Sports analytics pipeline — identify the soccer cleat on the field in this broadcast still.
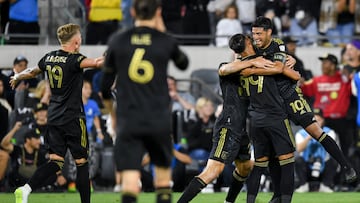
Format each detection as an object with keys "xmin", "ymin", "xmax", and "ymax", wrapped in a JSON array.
[
  {"xmin": 14, "ymin": 187, "xmax": 29, "ymax": 203},
  {"xmin": 318, "ymin": 183, "xmax": 333, "ymax": 193},
  {"xmin": 113, "ymin": 184, "xmax": 122, "ymax": 192},
  {"xmin": 344, "ymin": 167, "xmax": 357, "ymax": 183},
  {"xmin": 294, "ymin": 183, "xmax": 309, "ymax": 193},
  {"xmin": 68, "ymin": 182, "xmax": 76, "ymax": 192}
]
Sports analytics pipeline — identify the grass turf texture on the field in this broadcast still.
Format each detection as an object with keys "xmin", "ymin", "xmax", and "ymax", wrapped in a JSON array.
[{"xmin": 1, "ymin": 192, "xmax": 360, "ymax": 203}]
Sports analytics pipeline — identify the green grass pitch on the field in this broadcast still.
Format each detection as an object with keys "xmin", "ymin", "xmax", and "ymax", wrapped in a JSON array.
[{"xmin": 1, "ymin": 192, "xmax": 360, "ymax": 203}]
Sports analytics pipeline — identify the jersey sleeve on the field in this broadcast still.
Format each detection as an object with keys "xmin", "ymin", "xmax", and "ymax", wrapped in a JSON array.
[
  {"xmin": 74, "ymin": 53, "xmax": 87, "ymax": 71},
  {"xmin": 170, "ymin": 38, "xmax": 189, "ymax": 70}
]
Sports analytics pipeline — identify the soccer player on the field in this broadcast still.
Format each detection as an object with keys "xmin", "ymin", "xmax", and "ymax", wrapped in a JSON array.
[
  {"xmin": 9, "ymin": 23, "xmax": 104, "ymax": 203},
  {"xmin": 221, "ymin": 16, "xmax": 357, "ymax": 203},
  {"xmin": 176, "ymin": 37, "xmax": 254, "ymax": 203},
  {"xmin": 100, "ymin": 0, "xmax": 189, "ymax": 203},
  {"xmin": 227, "ymin": 33, "xmax": 296, "ymax": 203}
]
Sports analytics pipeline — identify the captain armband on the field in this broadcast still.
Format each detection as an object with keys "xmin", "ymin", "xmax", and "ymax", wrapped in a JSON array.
[{"xmin": 273, "ymin": 52, "xmax": 287, "ymax": 63}]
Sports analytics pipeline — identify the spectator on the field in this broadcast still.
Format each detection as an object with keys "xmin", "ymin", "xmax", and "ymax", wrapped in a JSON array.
[
  {"xmin": 295, "ymin": 108, "xmax": 338, "ymax": 193},
  {"xmin": 120, "ymin": 0, "xmax": 133, "ymax": 29},
  {"xmin": 215, "ymin": 4, "xmax": 243, "ymax": 47},
  {"xmin": 0, "ymin": 78, "xmax": 12, "ymax": 139},
  {"xmin": 182, "ymin": 0, "xmax": 211, "ymax": 45},
  {"xmin": 288, "ymin": 0, "xmax": 322, "ymax": 46},
  {"xmin": 167, "ymin": 75, "xmax": 195, "ymax": 112},
  {"xmin": 320, "ymin": 0, "xmax": 356, "ymax": 47},
  {"xmin": 235, "ymin": 0, "xmax": 256, "ymax": 34},
  {"xmin": 0, "ymin": 0, "xmax": 40, "ymax": 44},
  {"xmin": 161, "ymin": 0, "xmax": 185, "ymax": 35},
  {"xmin": 350, "ymin": 40, "xmax": 360, "ymax": 191},
  {"xmin": 85, "ymin": 0, "xmax": 122, "ymax": 45},
  {"xmin": 207, "ymin": 0, "xmax": 232, "ymax": 45},
  {"xmin": 300, "ymin": 54, "xmax": 353, "ymax": 162},
  {"xmin": 282, "ymin": 36, "xmax": 313, "ymax": 81},
  {"xmin": 23, "ymin": 80, "xmax": 51, "ymax": 109},
  {"xmin": 8, "ymin": 55, "xmax": 39, "ymax": 109},
  {"xmin": 186, "ymin": 97, "xmax": 216, "ymax": 169},
  {"xmin": 1, "ymin": 124, "xmax": 60, "ymax": 189}
]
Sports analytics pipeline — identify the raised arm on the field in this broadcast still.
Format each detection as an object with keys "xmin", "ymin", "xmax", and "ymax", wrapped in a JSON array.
[
  {"xmin": 80, "ymin": 56, "xmax": 104, "ymax": 69},
  {"xmin": 1, "ymin": 122, "xmax": 22, "ymax": 153},
  {"xmin": 10, "ymin": 66, "xmax": 42, "ymax": 89}
]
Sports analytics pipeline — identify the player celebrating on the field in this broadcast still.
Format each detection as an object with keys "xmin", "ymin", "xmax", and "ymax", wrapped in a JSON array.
[
  {"xmin": 177, "ymin": 35, "xmax": 254, "ymax": 203},
  {"xmin": 10, "ymin": 23, "xmax": 104, "ymax": 203}
]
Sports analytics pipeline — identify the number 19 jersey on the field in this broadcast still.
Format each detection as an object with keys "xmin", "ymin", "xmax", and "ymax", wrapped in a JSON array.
[{"xmin": 38, "ymin": 50, "xmax": 86, "ymax": 125}]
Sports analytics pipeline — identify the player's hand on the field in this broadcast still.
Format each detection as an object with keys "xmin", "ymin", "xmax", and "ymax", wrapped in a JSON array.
[
  {"xmin": 251, "ymin": 57, "xmax": 275, "ymax": 69},
  {"xmin": 240, "ymin": 68, "xmax": 253, "ymax": 77},
  {"xmin": 286, "ymin": 55, "xmax": 296, "ymax": 69},
  {"xmin": 9, "ymin": 75, "xmax": 19, "ymax": 90},
  {"xmin": 13, "ymin": 121, "xmax": 22, "ymax": 131},
  {"xmin": 169, "ymin": 90, "xmax": 178, "ymax": 100}
]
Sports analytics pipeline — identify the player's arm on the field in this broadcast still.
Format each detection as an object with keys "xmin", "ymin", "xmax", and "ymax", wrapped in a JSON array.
[
  {"xmin": 0, "ymin": 122, "xmax": 22, "ymax": 153},
  {"xmin": 240, "ymin": 53, "xmax": 286, "ymax": 77},
  {"xmin": 10, "ymin": 66, "xmax": 42, "ymax": 89},
  {"xmin": 80, "ymin": 56, "xmax": 104, "ymax": 69},
  {"xmin": 283, "ymin": 67, "xmax": 301, "ymax": 81},
  {"xmin": 172, "ymin": 48, "xmax": 189, "ymax": 70},
  {"xmin": 219, "ymin": 56, "xmax": 275, "ymax": 76}
]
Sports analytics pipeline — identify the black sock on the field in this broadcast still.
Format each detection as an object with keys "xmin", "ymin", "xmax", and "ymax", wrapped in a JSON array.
[
  {"xmin": 318, "ymin": 133, "xmax": 350, "ymax": 169},
  {"xmin": 225, "ymin": 170, "xmax": 247, "ymax": 203},
  {"xmin": 279, "ymin": 158, "xmax": 295, "ymax": 196},
  {"xmin": 76, "ymin": 162, "xmax": 90, "ymax": 203},
  {"xmin": 177, "ymin": 177, "xmax": 207, "ymax": 203},
  {"xmin": 246, "ymin": 161, "xmax": 268, "ymax": 201},
  {"xmin": 280, "ymin": 195, "xmax": 292, "ymax": 203},
  {"xmin": 28, "ymin": 160, "xmax": 62, "ymax": 190},
  {"xmin": 122, "ymin": 192, "xmax": 137, "ymax": 203},
  {"xmin": 156, "ymin": 186, "xmax": 172, "ymax": 203},
  {"xmin": 268, "ymin": 158, "xmax": 281, "ymax": 199}
]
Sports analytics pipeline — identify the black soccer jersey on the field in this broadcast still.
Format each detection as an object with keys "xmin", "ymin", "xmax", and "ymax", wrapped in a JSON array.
[
  {"xmin": 215, "ymin": 63, "xmax": 249, "ymax": 135},
  {"xmin": 240, "ymin": 55, "xmax": 287, "ymax": 127},
  {"xmin": 255, "ymin": 38, "xmax": 297, "ymax": 99},
  {"xmin": 38, "ymin": 50, "xmax": 86, "ymax": 125},
  {"xmin": 104, "ymin": 26, "xmax": 188, "ymax": 133}
]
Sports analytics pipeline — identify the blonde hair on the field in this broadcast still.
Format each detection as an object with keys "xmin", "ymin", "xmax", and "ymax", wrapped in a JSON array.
[
  {"xmin": 195, "ymin": 97, "xmax": 212, "ymax": 112},
  {"xmin": 33, "ymin": 80, "xmax": 47, "ymax": 99},
  {"xmin": 57, "ymin": 23, "xmax": 80, "ymax": 45}
]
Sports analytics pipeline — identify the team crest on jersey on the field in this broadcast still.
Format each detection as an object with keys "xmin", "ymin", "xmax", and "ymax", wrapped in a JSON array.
[{"xmin": 279, "ymin": 45, "xmax": 286, "ymax": 52}]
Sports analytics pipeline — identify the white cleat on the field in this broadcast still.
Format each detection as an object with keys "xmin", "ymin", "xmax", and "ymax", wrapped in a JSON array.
[{"xmin": 14, "ymin": 186, "xmax": 30, "ymax": 203}]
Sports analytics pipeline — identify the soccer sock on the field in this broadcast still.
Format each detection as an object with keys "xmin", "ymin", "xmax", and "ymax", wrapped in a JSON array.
[
  {"xmin": 28, "ymin": 160, "xmax": 63, "ymax": 190},
  {"xmin": 122, "ymin": 192, "xmax": 137, "ymax": 203},
  {"xmin": 76, "ymin": 162, "xmax": 90, "ymax": 203},
  {"xmin": 225, "ymin": 170, "xmax": 247, "ymax": 203},
  {"xmin": 268, "ymin": 158, "xmax": 281, "ymax": 200},
  {"xmin": 279, "ymin": 157, "xmax": 295, "ymax": 196},
  {"xmin": 280, "ymin": 195, "xmax": 292, "ymax": 203},
  {"xmin": 177, "ymin": 177, "xmax": 207, "ymax": 203},
  {"xmin": 318, "ymin": 132, "xmax": 350, "ymax": 169},
  {"xmin": 246, "ymin": 160, "xmax": 268, "ymax": 203},
  {"xmin": 156, "ymin": 186, "xmax": 172, "ymax": 203}
]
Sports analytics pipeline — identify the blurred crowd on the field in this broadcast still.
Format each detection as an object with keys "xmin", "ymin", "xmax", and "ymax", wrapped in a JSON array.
[
  {"xmin": 0, "ymin": 0, "xmax": 360, "ymax": 196},
  {"xmin": 0, "ymin": 0, "xmax": 359, "ymax": 46}
]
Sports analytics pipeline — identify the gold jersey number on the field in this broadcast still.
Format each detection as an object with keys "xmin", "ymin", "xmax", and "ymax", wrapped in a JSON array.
[
  {"xmin": 128, "ymin": 48, "xmax": 154, "ymax": 84},
  {"xmin": 46, "ymin": 65, "xmax": 63, "ymax": 88}
]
